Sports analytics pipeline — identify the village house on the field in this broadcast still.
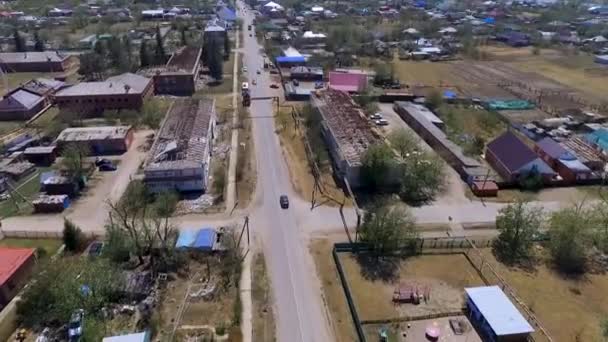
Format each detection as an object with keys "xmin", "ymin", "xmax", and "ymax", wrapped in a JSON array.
[{"xmin": 0, "ymin": 78, "xmax": 64, "ymax": 120}]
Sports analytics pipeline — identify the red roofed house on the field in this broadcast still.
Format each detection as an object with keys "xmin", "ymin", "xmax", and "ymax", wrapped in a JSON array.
[
  {"xmin": 328, "ymin": 71, "xmax": 367, "ymax": 93},
  {"xmin": 0, "ymin": 247, "xmax": 36, "ymax": 309}
]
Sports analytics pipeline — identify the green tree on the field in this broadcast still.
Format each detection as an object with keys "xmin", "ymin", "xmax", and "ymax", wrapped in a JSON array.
[
  {"xmin": 63, "ymin": 218, "xmax": 83, "ymax": 252},
  {"xmin": 549, "ymin": 204, "xmax": 592, "ymax": 274},
  {"xmin": 108, "ymin": 36, "xmax": 129, "ymax": 73},
  {"xmin": 139, "ymin": 40, "xmax": 151, "ymax": 68},
  {"xmin": 17, "ymin": 258, "xmax": 123, "ymax": 328},
  {"xmin": 359, "ymin": 204, "xmax": 418, "ymax": 256},
  {"xmin": 213, "ymin": 165, "xmax": 226, "ymax": 199},
  {"xmin": 360, "ymin": 143, "xmax": 395, "ymax": 191},
  {"xmin": 33, "ymin": 30, "xmax": 44, "ymax": 51},
  {"xmin": 61, "ymin": 143, "xmax": 90, "ymax": 181},
  {"xmin": 180, "ymin": 26, "xmax": 188, "ymax": 46},
  {"xmin": 154, "ymin": 25, "xmax": 166, "ymax": 65},
  {"xmin": 389, "ymin": 129, "xmax": 418, "ymax": 157},
  {"xmin": 78, "ymin": 52, "xmax": 103, "ymax": 79},
  {"xmin": 104, "ymin": 224, "xmax": 131, "ymax": 263},
  {"xmin": 206, "ymin": 35, "xmax": 224, "ymax": 81},
  {"xmin": 13, "ymin": 28, "xmax": 25, "ymax": 52},
  {"xmin": 493, "ymin": 201, "xmax": 543, "ymax": 264},
  {"xmin": 398, "ymin": 153, "xmax": 445, "ymax": 203}
]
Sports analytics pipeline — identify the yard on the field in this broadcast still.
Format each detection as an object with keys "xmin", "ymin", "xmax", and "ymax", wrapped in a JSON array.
[
  {"xmin": 0, "ymin": 168, "xmax": 50, "ymax": 218},
  {"xmin": 311, "ymin": 239, "xmax": 486, "ymax": 341},
  {"xmin": 156, "ymin": 255, "xmax": 242, "ymax": 342},
  {"xmin": 480, "ymin": 248, "xmax": 608, "ymax": 341},
  {"xmin": 435, "ymin": 104, "xmax": 506, "ymax": 157},
  {"xmin": 0, "ymin": 238, "xmax": 61, "ymax": 259}
]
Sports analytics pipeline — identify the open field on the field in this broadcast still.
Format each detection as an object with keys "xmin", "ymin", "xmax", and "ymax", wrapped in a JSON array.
[
  {"xmin": 480, "ymin": 248, "xmax": 608, "ymax": 342},
  {"xmin": 0, "ymin": 167, "xmax": 50, "ymax": 217},
  {"xmin": 275, "ymin": 107, "xmax": 350, "ymax": 207}
]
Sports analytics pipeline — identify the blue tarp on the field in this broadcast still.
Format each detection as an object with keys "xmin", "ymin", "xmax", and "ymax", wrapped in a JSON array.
[
  {"xmin": 443, "ymin": 90, "xmax": 456, "ymax": 99},
  {"xmin": 484, "ymin": 17, "xmax": 496, "ymax": 24},
  {"xmin": 192, "ymin": 228, "xmax": 216, "ymax": 249},
  {"xmin": 175, "ymin": 230, "xmax": 198, "ymax": 248},
  {"xmin": 276, "ymin": 56, "xmax": 306, "ymax": 64}
]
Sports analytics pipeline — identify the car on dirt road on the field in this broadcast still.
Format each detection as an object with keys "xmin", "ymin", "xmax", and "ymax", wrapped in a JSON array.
[{"xmin": 279, "ymin": 195, "xmax": 289, "ymax": 209}]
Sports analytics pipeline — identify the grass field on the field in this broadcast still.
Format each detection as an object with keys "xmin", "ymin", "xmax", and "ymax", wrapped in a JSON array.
[
  {"xmin": 0, "ymin": 168, "xmax": 47, "ymax": 217},
  {"xmin": 481, "ymin": 248, "xmax": 608, "ymax": 341},
  {"xmin": 0, "ymin": 238, "xmax": 61, "ymax": 258}
]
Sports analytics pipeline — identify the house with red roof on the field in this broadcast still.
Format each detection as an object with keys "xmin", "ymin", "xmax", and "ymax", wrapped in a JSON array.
[
  {"xmin": 0, "ymin": 247, "xmax": 36, "ymax": 309},
  {"xmin": 328, "ymin": 71, "xmax": 367, "ymax": 93}
]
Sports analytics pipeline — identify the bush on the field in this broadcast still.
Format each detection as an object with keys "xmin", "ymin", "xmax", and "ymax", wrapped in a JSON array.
[{"xmin": 63, "ymin": 218, "xmax": 83, "ymax": 252}]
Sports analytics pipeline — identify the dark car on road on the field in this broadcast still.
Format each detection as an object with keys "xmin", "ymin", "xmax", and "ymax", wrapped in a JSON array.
[{"xmin": 279, "ymin": 195, "xmax": 289, "ymax": 209}]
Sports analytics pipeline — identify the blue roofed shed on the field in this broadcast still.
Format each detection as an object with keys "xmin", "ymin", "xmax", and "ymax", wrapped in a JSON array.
[
  {"xmin": 217, "ymin": 6, "xmax": 236, "ymax": 21},
  {"xmin": 103, "ymin": 331, "xmax": 151, "ymax": 342},
  {"xmin": 175, "ymin": 230, "xmax": 198, "ymax": 248},
  {"xmin": 465, "ymin": 286, "xmax": 534, "ymax": 342},
  {"xmin": 276, "ymin": 56, "xmax": 306, "ymax": 67},
  {"xmin": 192, "ymin": 228, "xmax": 216, "ymax": 250},
  {"xmin": 535, "ymin": 137, "xmax": 592, "ymax": 183}
]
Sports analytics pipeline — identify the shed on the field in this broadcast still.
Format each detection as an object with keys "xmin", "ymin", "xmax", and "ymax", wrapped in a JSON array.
[
  {"xmin": 103, "ymin": 331, "xmax": 151, "ymax": 342},
  {"xmin": 465, "ymin": 286, "xmax": 534, "ymax": 341},
  {"xmin": 535, "ymin": 137, "xmax": 592, "ymax": 183},
  {"xmin": 175, "ymin": 230, "xmax": 198, "ymax": 248},
  {"xmin": 192, "ymin": 228, "xmax": 216, "ymax": 250}
]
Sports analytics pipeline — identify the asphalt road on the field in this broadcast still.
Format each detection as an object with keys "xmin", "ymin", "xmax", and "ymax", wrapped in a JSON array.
[{"xmin": 237, "ymin": 5, "xmax": 334, "ymax": 342}]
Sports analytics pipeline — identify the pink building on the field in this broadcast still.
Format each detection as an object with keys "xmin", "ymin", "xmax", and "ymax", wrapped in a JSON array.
[{"xmin": 328, "ymin": 71, "xmax": 367, "ymax": 93}]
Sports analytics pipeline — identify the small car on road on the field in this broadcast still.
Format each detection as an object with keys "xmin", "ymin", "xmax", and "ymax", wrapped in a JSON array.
[
  {"xmin": 270, "ymin": 83, "xmax": 279, "ymax": 89},
  {"xmin": 257, "ymin": 69, "xmax": 261, "ymax": 74},
  {"xmin": 252, "ymin": 79, "xmax": 257, "ymax": 85},
  {"xmin": 279, "ymin": 195, "xmax": 289, "ymax": 209}
]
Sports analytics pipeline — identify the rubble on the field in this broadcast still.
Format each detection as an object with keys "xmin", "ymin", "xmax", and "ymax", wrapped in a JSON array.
[{"xmin": 175, "ymin": 194, "xmax": 216, "ymax": 213}]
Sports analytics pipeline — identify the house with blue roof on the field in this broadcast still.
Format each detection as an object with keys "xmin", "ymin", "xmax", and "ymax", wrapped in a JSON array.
[
  {"xmin": 534, "ymin": 137, "xmax": 592, "ymax": 184},
  {"xmin": 465, "ymin": 286, "xmax": 534, "ymax": 342},
  {"xmin": 486, "ymin": 131, "xmax": 556, "ymax": 185}
]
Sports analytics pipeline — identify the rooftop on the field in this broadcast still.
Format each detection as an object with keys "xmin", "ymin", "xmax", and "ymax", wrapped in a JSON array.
[
  {"xmin": 466, "ymin": 286, "xmax": 534, "ymax": 336},
  {"xmin": 311, "ymin": 89, "xmax": 379, "ymax": 166},
  {"xmin": 20, "ymin": 78, "xmax": 65, "ymax": 95},
  {"xmin": 55, "ymin": 126, "xmax": 132, "ymax": 142},
  {"xmin": 103, "ymin": 331, "xmax": 150, "ymax": 342},
  {"xmin": 487, "ymin": 131, "xmax": 549, "ymax": 174},
  {"xmin": 0, "ymin": 247, "xmax": 35, "ymax": 286},
  {"xmin": 145, "ymin": 98, "xmax": 215, "ymax": 171},
  {"xmin": 0, "ymin": 51, "xmax": 71, "ymax": 64},
  {"xmin": 0, "ymin": 89, "xmax": 42, "ymax": 111},
  {"xmin": 55, "ymin": 73, "xmax": 151, "ymax": 97},
  {"xmin": 328, "ymin": 71, "xmax": 367, "ymax": 93},
  {"xmin": 140, "ymin": 47, "xmax": 201, "ymax": 76}
]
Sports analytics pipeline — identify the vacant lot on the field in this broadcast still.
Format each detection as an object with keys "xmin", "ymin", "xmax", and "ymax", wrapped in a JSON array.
[
  {"xmin": 481, "ymin": 248, "xmax": 608, "ymax": 341},
  {"xmin": 340, "ymin": 253, "xmax": 485, "ymax": 321},
  {"xmin": 157, "ymin": 255, "xmax": 242, "ymax": 341},
  {"xmin": 311, "ymin": 239, "xmax": 486, "ymax": 341}
]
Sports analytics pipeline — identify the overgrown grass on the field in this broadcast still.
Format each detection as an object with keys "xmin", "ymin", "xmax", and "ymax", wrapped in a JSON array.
[
  {"xmin": 0, "ymin": 168, "xmax": 51, "ymax": 218},
  {"xmin": 0, "ymin": 238, "xmax": 61, "ymax": 259}
]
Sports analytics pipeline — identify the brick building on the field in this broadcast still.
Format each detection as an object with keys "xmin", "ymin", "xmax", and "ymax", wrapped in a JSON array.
[
  {"xmin": 0, "ymin": 247, "xmax": 36, "ymax": 310},
  {"xmin": 139, "ymin": 46, "xmax": 202, "ymax": 96},
  {"xmin": 144, "ymin": 99, "xmax": 216, "ymax": 193},
  {"xmin": 54, "ymin": 73, "xmax": 153, "ymax": 114},
  {"xmin": 0, "ymin": 51, "xmax": 78, "ymax": 72},
  {"xmin": 55, "ymin": 125, "xmax": 134, "ymax": 155},
  {"xmin": 0, "ymin": 78, "xmax": 64, "ymax": 120}
]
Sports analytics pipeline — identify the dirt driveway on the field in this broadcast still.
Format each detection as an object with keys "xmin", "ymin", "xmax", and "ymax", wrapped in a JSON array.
[{"xmin": 1, "ymin": 130, "xmax": 152, "ymax": 234}]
